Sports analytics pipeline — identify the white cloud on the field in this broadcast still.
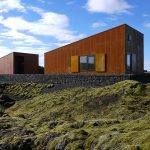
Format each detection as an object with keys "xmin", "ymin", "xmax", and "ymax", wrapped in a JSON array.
[
  {"xmin": 0, "ymin": 17, "xmax": 32, "ymax": 30},
  {"xmin": 0, "ymin": 0, "xmax": 25, "ymax": 13},
  {"xmin": 0, "ymin": 46, "xmax": 12, "ymax": 58},
  {"xmin": 86, "ymin": 0, "xmax": 132, "ymax": 14},
  {"xmin": 0, "ymin": 16, "xmax": 3, "ymax": 21},
  {"xmin": 12, "ymin": 41, "xmax": 25, "ymax": 45},
  {"xmin": 14, "ymin": 46, "xmax": 50, "ymax": 66},
  {"xmin": 0, "ymin": 10, "xmax": 84, "ymax": 42},
  {"xmin": 28, "ymin": 6, "xmax": 44, "ymax": 16},
  {"xmin": 92, "ymin": 21, "xmax": 107, "ymax": 28},
  {"xmin": 1, "ymin": 30, "xmax": 44, "ymax": 45},
  {"xmin": 144, "ymin": 23, "xmax": 150, "ymax": 28},
  {"xmin": 0, "ymin": 5, "xmax": 85, "ymax": 66},
  {"xmin": 52, "ymin": 42, "xmax": 70, "ymax": 47},
  {"xmin": 0, "ymin": 45, "xmax": 50, "ymax": 66}
]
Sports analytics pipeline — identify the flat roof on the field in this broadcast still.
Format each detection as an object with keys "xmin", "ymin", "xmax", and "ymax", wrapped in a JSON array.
[
  {"xmin": 0, "ymin": 52, "xmax": 38, "ymax": 59},
  {"xmin": 13, "ymin": 52, "xmax": 38, "ymax": 56}
]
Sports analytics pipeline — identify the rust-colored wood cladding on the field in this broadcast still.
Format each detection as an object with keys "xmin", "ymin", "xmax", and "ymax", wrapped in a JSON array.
[
  {"xmin": 0, "ymin": 53, "xmax": 14, "ymax": 74},
  {"xmin": 0, "ymin": 52, "xmax": 39, "ymax": 74},
  {"xmin": 71, "ymin": 56, "xmax": 79, "ymax": 73},
  {"xmin": 45, "ymin": 24, "xmax": 143, "ymax": 74},
  {"xmin": 96, "ymin": 54, "xmax": 106, "ymax": 72},
  {"xmin": 13, "ymin": 52, "xmax": 39, "ymax": 74},
  {"xmin": 45, "ymin": 25, "xmax": 126, "ymax": 74}
]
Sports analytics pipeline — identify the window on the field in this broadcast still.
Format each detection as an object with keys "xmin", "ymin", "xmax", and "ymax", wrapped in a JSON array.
[
  {"xmin": 127, "ymin": 53, "xmax": 132, "ymax": 71},
  {"xmin": 80, "ymin": 56, "xmax": 95, "ymax": 72},
  {"xmin": 88, "ymin": 56, "xmax": 95, "ymax": 71},
  {"xmin": 80, "ymin": 56, "xmax": 87, "ymax": 71},
  {"xmin": 128, "ymin": 34, "xmax": 132, "ymax": 42},
  {"xmin": 126, "ymin": 53, "xmax": 136, "ymax": 72}
]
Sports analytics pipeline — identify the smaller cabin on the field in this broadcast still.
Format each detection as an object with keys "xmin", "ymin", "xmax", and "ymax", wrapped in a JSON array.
[{"xmin": 0, "ymin": 52, "xmax": 39, "ymax": 74}]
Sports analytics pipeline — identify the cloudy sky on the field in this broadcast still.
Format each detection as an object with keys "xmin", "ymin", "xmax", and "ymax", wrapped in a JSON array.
[{"xmin": 0, "ymin": 0, "xmax": 150, "ymax": 70}]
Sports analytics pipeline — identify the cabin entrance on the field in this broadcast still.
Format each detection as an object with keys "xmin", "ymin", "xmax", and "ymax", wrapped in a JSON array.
[{"xmin": 14, "ymin": 56, "xmax": 24, "ymax": 74}]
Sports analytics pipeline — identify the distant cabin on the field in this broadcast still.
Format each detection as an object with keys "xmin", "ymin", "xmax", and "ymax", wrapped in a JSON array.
[{"xmin": 0, "ymin": 52, "xmax": 39, "ymax": 74}]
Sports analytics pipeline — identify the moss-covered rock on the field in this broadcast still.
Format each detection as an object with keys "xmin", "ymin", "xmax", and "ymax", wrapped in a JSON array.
[
  {"xmin": 0, "ymin": 80, "xmax": 149, "ymax": 149},
  {"xmin": 0, "ymin": 83, "xmax": 54, "ymax": 100}
]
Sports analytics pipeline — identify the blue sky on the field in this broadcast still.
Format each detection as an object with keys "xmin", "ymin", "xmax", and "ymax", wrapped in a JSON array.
[{"xmin": 0, "ymin": 0, "xmax": 150, "ymax": 70}]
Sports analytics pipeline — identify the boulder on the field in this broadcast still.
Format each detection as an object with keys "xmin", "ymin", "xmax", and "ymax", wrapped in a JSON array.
[{"xmin": 0, "ymin": 95, "xmax": 15, "ymax": 108}]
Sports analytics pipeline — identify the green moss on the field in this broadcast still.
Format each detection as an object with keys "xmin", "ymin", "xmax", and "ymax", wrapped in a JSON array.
[
  {"xmin": 0, "ymin": 83, "xmax": 54, "ymax": 99},
  {"xmin": 0, "ymin": 80, "xmax": 150, "ymax": 149}
]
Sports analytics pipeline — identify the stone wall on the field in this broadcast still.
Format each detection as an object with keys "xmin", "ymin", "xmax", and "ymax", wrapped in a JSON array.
[
  {"xmin": 0, "ymin": 74, "xmax": 134, "ymax": 88},
  {"xmin": 0, "ymin": 74, "xmax": 149, "ymax": 91}
]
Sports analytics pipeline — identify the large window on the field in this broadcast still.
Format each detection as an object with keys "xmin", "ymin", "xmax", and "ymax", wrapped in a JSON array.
[
  {"xmin": 126, "ymin": 53, "xmax": 136, "ymax": 72},
  {"xmin": 127, "ymin": 53, "xmax": 132, "ymax": 71},
  {"xmin": 80, "ymin": 55, "xmax": 95, "ymax": 72},
  {"xmin": 80, "ymin": 56, "xmax": 87, "ymax": 71}
]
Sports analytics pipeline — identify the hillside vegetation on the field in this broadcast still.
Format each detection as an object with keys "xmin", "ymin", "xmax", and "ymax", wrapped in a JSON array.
[{"xmin": 0, "ymin": 80, "xmax": 150, "ymax": 150}]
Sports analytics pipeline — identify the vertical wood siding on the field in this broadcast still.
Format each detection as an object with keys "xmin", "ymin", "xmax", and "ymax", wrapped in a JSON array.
[
  {"xmin": 45, "ymin": 24, "xmax": 143, "ymax": 74},
  {"xmin": 0, "ymin": 52, "xmax": 39, "ymax": 74},
  {"xmin": 125, "ymin": 25, "xmax": 144, "ymax": 74},
  {"xmin": 0, "ymin": 53, "xmax": 14, "ymax": 74}
]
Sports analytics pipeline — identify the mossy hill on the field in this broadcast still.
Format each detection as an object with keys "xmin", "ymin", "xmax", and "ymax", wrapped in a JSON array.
[{"xmin": 0, "ymin": 80, "xmax": 150, "ymax": 150}]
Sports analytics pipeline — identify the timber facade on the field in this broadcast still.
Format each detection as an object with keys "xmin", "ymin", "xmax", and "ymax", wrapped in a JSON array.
[
  {"xmin": 45, "ymin": 24, "xmax": 144, "ymax": 75},
  {"xmin": 0, "ymin": 52, "xmax": 39, "ymax": 74}
]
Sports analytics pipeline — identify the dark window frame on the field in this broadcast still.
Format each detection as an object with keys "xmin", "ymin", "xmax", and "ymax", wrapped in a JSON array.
[
  {"xmin": 126, "ymin": 53, "xmax": 132, "ymax": 71},
  {"xmin": 127, "ymin": 34, "xmax": 132, "ymax": 42},
  {"xmin": 79, "ymin": 55, "xmax": 95, "ymax": 72}
]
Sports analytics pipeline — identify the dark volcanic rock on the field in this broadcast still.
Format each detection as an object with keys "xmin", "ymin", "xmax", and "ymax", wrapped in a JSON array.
[
  {"xmin": 0, "ymin": 144, "xmax": 15, "ymax": 150},
  {"xmin": 70, "ymin": 121, "xmax": 85, "ymax": 129},
  {"xmin": 0, "ymin": 106, "xmax": 5, "ymax": 117},
  {"xmin": 0, "ymin": 138, "xmax": 33, "ymax": 150},
  {"xmin": 15, "ymin": 138, "xmax": 33, "ymax": 150},
  {"xmin": 55, "ymin": 140, "xmax": 68, "ymax": 150},
  {"xmin": 48, "ymin": 121, "xmax": 59, "ymax": 129},
  {"xmin": 0, "ymin": 95, "xmax": 15, "ymax": 108}
]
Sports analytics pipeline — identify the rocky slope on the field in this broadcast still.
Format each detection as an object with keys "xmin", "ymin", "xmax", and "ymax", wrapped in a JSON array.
[{"xmin": 0, "ymin": 80, "xmax": 150, "ymax": 150}]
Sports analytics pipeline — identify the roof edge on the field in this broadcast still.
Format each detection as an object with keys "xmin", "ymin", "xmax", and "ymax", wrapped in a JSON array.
[{"xmin": 45, "ymin": 24, "xmax": 128, "ymax": 54}]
